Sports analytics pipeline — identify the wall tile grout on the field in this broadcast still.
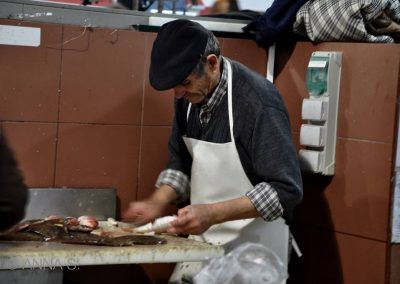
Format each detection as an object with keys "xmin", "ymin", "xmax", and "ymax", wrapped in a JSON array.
[
  {"xmin": 52, "ymin": 24, "xmax": 64, "ymax": 188},
  {"xmin": 136, "ymin": 32, "xmax": 147, "ymax": 201}
]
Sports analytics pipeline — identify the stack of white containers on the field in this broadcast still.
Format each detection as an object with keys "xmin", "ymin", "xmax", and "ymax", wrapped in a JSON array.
[{"xmin": 299, "ymin": 51, "xmax": 342, "ymax": 176}]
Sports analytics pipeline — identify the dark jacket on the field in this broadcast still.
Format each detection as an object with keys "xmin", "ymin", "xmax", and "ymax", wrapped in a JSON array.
[
  {"xmin": 243, "ymin": 0, "xmax": 308, "ymax": 48},
  {"xmin": 0, "ymin": 130, "xmax": 28, "ymax": 231},
  {"xmin": 166, "ymin": 59, "xmax": 303, "ymax": 224}
]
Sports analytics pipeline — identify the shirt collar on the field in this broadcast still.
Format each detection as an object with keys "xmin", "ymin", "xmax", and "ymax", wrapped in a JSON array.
[{"xmin": 198, "ymin": 57, "xmax": 228, "ymax": 126}]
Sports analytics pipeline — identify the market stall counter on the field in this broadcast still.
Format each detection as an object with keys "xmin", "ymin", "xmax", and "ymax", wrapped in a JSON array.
[{"xmin": 0, "ymin": 234, "xmax": 224, "ymax": 270}]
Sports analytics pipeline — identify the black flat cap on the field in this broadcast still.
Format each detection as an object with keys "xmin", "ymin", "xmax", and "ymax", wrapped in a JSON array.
[{"xmin": 149, "ymin": 19, "xmax": 209, "ymax": 90}]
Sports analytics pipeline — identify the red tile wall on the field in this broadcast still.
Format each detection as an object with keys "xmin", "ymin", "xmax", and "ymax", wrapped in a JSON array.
[
  {"xmin": 275, "ymin": 41, "xmax": 400, "ymax": 284},
  {"xmin": 1, "ymin": 18, "xmax": 399, "ymax": 283},
  {"xmin": 59, "ymin": 26, "xmax": 145, "ymax": 125}
]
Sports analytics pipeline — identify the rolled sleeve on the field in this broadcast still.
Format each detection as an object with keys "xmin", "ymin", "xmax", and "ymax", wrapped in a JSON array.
[
  {"xmin": 155, "ymin": 169, "xmax": 190, "ymax": 204},
  {"xmin": 246, "ymin": 182, "xmax": 283, "ymax": 221}
]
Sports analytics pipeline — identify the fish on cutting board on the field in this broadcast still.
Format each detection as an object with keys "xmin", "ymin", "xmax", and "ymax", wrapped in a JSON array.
[
  {"xmin": 0, "ymin": 216, "xmax": 166, "ymax": 246},
  {"xmin": 92, "ymin": 216, "xmax": 177, "ymax": 237},
  {"xmin": 134, "ymin": 215, "xmax": 177, "ymax": 233}
]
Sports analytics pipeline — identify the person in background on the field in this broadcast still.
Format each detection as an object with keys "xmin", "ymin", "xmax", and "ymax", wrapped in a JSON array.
[
  {"xmin": 0, "ymin": 129, "xmax": 28, "ymax": 231},
  {"xmin": 211, "ymin": 0, "xmax": 237, "ymax": 13},
  {"xmin": 123, "ymin": 19, "xmax": 302, "ymax": 281},
  {"xmin": 143, "ymin": 0, "xmax": 192, "ymax": 13},
  {"xmin": 199, "ymin": 0, "xmax": 238, "ymax": 15}
]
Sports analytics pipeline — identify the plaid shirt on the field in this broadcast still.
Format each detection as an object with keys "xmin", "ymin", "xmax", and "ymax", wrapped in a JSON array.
[
  {"xmin": 293, "ymin": 0, "xmax": 400, "ymax": 43},
  {"xmin": 199, "ymin": 59, "xmax": 228, "ymax": 127},
  {"xmin": 156, "ymin": 58, "xmax": 283, "ymax": 222}
]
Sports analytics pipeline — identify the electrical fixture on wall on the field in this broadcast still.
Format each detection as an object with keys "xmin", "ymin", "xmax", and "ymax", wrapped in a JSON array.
[
  {"xmin": 0, "ymin": 25, "xmax": 41, "ymax": 47},
  {"xmin": 299, "ymin": 51, "xmax": 342, "ymax": 175}
]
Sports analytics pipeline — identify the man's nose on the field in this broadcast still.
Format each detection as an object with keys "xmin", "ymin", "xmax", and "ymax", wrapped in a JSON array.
[{"xmin": 173, "ymin": 87, "xmax": 186, "ymax": 99}]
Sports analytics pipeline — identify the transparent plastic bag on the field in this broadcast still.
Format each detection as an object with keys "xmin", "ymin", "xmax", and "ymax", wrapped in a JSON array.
[{"xmin": 193, "ymin": 242, "xmax": 287, "ymax": 284}]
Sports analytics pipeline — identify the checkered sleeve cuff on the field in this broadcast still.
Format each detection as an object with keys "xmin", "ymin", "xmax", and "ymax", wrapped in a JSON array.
[
  {"xmin": 246, "ymin": 182, "xmax": 283, "ymax": 221},
  {"xmin": 155, "ymin": 169, "xmax": 190, "ymax": 204}
]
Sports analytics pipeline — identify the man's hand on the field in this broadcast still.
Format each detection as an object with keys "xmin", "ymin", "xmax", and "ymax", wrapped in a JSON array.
[
  {"xmin": 168, "ymin": 204, "xmax": 214, "ymax": 235},
  {"xmin": 122, "ymin": 200, "xmax": 166, "ymax": 226},
  {"xmin": 168, "ymin": 196, "xmax": 260, "ymax": 235},
  {"xmin": 122, "ymin": 185, "xmax": 178, "ymax": 225}
]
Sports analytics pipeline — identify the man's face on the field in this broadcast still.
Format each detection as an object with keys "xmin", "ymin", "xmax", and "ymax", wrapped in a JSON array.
[{"xmin": 173, "ymin": 55, "xmax": 220, "ymax": 104}]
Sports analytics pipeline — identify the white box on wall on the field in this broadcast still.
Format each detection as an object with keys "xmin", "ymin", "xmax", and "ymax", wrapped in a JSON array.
[
  {"xmin": 300, "ymin": 125, "xmax": 326, "ymax": 147},
  {"xmin": 0, "ymin": 25, "xmax": 40, "ymax": 47},
  {"xmin": 299, "ymin": 51, "xmax": 342, "ymax": 175}
]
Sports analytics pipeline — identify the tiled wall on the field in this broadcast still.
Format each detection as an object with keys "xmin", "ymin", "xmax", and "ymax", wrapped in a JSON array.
[
  {"xmin": 0, "ymin": 19, "xmax": 267, "ymax": 283},
  {"xmin": 275, "ymin": 41, "xmax": 400, "ymax": 284},
  {"xmin": 1, "ymin": 18, "xmax": 399, "ymax": 284},
  {"xmin": 0, "ymin": 19, "xmax": 268, "ymax": 212}
]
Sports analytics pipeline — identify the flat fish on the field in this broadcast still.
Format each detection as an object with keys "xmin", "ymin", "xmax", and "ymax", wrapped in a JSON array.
[
  {"xmin": 0, "ymin": 218, "xmax": 166, "ymax": 246},
  {"xmin": 61, "ymin": 232, "xmax": 166, "ymax": 246},
  {"xmin": 27, "ymin": 219, "xmax": 66, "ymax": 240},
  {"xmin": 0, "ymin": 232, "xmax": 43, "ymax": 242}
]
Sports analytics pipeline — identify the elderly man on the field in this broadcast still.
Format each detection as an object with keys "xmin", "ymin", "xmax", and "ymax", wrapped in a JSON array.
[{"xmin": 123, "ymin": 19, "xmax": 302, "ymax": 282}]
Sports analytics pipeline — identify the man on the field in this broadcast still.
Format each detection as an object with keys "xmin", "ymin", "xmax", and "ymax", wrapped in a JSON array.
[
  {"xmin": 123, "ymin": 19, "xmax": 302, "ymax": 281},
  {"xmin": 0, "ymin": 129, "xmax": 28, "ymax": 231}
]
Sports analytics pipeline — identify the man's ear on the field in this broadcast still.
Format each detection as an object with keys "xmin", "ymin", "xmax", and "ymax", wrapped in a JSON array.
[{"xmin": 206, "ymin": 54, "xmax": 220, "ymax": 73}]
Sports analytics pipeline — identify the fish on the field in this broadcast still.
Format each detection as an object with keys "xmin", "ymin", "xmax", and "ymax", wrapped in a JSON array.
[
  {"xmin": 26, "ymin": 218, "xmax": 67, "ymax": 240},
  {"xmin": 0, "ymin": 217, "xmax": 166, "ymax": 246},
  {"xmin": 61, "ymin": 232, "xmax": 166, "ymax": 246}
]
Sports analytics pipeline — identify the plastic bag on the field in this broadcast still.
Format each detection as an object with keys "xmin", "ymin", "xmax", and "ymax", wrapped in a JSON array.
[{"xmin": 193, "ymin": 242, "xmax": 287, "ymax": 284}]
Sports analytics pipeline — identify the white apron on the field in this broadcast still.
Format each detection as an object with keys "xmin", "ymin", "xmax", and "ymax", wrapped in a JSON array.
[{"xmin": 169, "ymin": 61, "xmax": 289, "ymax": 283}]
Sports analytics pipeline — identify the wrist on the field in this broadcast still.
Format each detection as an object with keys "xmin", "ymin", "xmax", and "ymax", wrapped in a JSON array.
[
  {"xmin": 208, "ymin": 197, "xmax": 259, "ymax": 225},
  {"xmin": 208, "ymin": 202, "xmax": 225, "ymax": 225},
  {"xmin": 150, "ymin": 184, "xmax": 178, "ymax": 204}
]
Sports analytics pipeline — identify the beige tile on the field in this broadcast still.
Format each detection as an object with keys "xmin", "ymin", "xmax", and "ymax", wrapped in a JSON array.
[
  {"xmin": 2, "ymin": 122, "xmax": 57, "ymax": 187},
  {"xmin": 327, "ymin": 42, "xmax": 398, "ymax": 143},
  {"xmin": 275, "ymin": 41, "xmax": 399, "ymax": 143},
  {"xmin": 222, "ymin": 38, "xmax": 267, "ymax": 75},
  {"xmin": 55, "ymin": 124, "xmax": 140, "ymax": 216},
  {"xmin": 290, "ymin": 229, "xmax": 387, "ymax": 283},
  {"xmin": 137, "ymin": 126, "xmax": 171, "ymax": 200},
  {"xmin": 60, "ymin": 26, "xmax": 145, "ymax": 125},
  {"xmin": 0, "ymin": 20, "xmax": 61, "ymax": 122},
  {"xmin": 317, "ymin": 232, "xmax": 386, "ymax": 284},
  {"xmin": 324, "ymin": 138, "xmax": 391, "ymax": 240},
  {"xmin": 275, "ymin": 41, "xmax": 312, "ymax": 133},
  {"xmin": 142, "ymin": 33, "xmax": 175, "ymax": 126},
  {"xmin": 297, "ymin": 138, "xmax": 392, "ymax": 241}
]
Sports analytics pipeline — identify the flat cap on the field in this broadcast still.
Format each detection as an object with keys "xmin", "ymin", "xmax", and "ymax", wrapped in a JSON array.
[{"xmin": 149, "ymin": 19, "xmax": 209, "ymax": 90}]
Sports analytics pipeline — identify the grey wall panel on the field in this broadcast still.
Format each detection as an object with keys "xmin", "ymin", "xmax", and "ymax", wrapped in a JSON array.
[
  {"xmin": 0, "ymin": 1, "xmax": 23, "ymax": 19},
  {"xmin": 25, "ymin": 188, "xmax": 117, "ymax": 220}
]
